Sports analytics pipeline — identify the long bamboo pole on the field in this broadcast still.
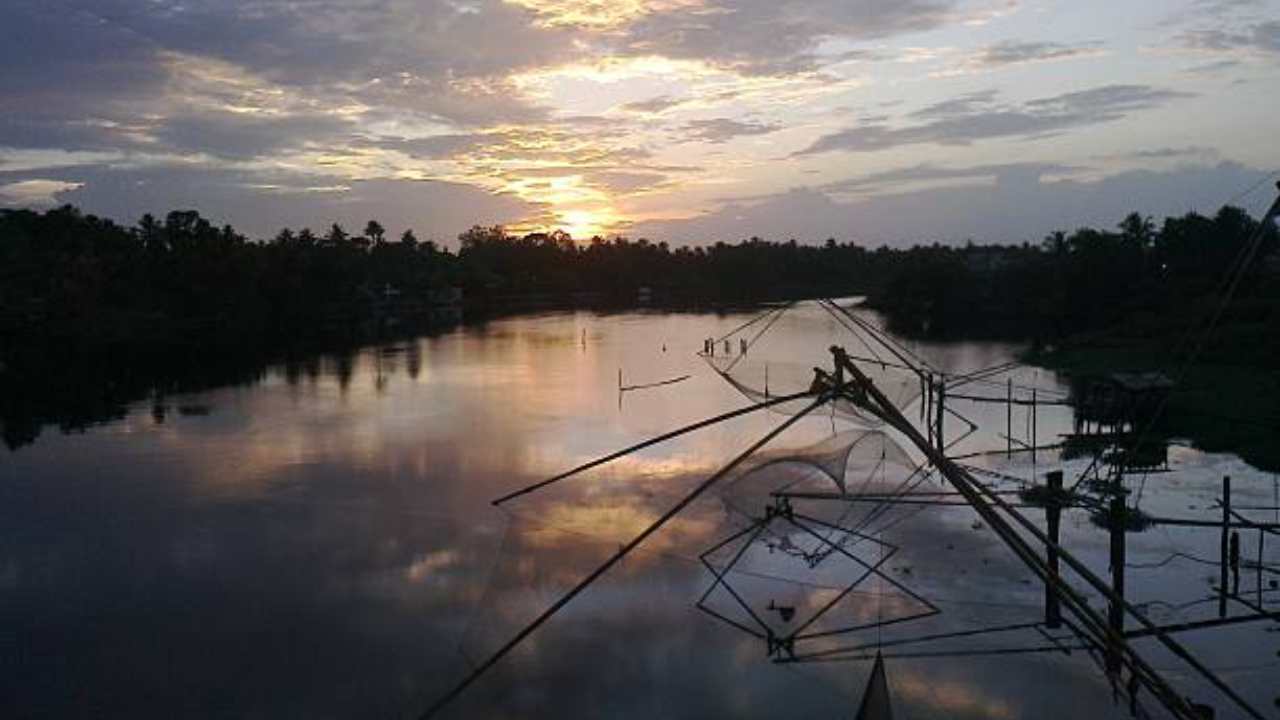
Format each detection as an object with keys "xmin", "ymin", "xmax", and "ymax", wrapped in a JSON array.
[
  {"xmin": 416, "ymin": 392, "xmax": 832, "ymax": 719},
  {"xmin": 492, "ymin": 389, "xmax": 818, "ymax": 506}
]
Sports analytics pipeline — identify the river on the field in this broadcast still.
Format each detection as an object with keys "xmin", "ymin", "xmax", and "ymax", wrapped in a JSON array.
[{"xmin": 3, "ymin": 302, "xmax": 1277, "ymax": 719}]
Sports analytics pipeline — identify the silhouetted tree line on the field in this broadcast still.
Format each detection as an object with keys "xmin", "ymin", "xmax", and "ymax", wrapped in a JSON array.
[
  {"xmin": 873, "ymin": 206, "xmax": 1279, "ymax": 362},
  {"xmin": 2, "ymin": 204, "xmax": 1276, "ymax": 349}
]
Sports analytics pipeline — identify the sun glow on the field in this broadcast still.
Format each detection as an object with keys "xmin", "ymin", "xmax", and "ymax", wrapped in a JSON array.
[
  {"xmin": 505, "ymin": 205, "xmax": 623, "ymax": 240},
  {"xmin": 502, "ymin": 0, "xmax": 703, "ymax": 29},
  {"xmin": 556, "ymin": 208, "xmax": 618, "ymax": 239}
]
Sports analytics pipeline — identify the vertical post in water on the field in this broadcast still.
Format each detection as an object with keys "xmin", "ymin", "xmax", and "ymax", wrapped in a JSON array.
[
  {"xmin": 1258, "ymin": 529, "xmax": 1266, "ymax": 608},
  {"xmin": 1219, "ymin": 475, "xmax": 1232, "ymax": 618},
  {"xmin": 1031, "ymin": 388, "xmax": 1038, "ymax": 468},
  {"xmin": 934, "ymin": 380, "xmax": 946, "ymax": 454},
  {"xmin": 1108, "ymin": 481, "xmax": 1127, "ymax": 672},
  {"xmin": 1006, "ymin": 379, "xmax": 1013, "ymax": 458},
  {"xmin": 1045, "ymin": 470, "xmax": 1063, "ymax": 629},
  {"xmin": 924, "ymin": 373, "xmax": 933, "ymax": 447}
]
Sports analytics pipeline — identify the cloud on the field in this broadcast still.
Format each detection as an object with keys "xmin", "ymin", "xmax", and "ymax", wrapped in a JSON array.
[
  {"xmin": 152, "ymin": 112, "xmax": 358, "ymax": 161},
  {"xmin": 798, "ymin": 84, "xmax": 1191, "ymax": 155},
  {"xmin": 0, "ymin": 0, "xmax": 571, "ymax": 158},
  {"xmin": 75, "ymin": 0, "xmax": 575, "ymax": 94},
  {"xmin": 0, "ymin": 179, "xmax": 85, "ymax": 208},
  {"xmin": 963, "ymin": 40, "xmax": 1104, "ymax": 70},
  {"xmin": 1190, "ymin": 0, "xmax": 1270, "ymax": 14},
  {"xmin": 355, "ymin": 133, "xmax": 490, "ymax": 161},
  {"xmin": 617, "ymin": 0, "xmax": 955, "ymax": 74},
  {"xmin": 583, "ymin": 170, "xmax": 672, "ymax": 195},
  {"xmin": 0, "ymin": 164, "xmax": 539, "ymax": 242},
  {"xmin": 634, "ymin": 162, "xmax": 1270, "ymax": 246},
  {"xmin": 822, "ymin": 162, "xmax": 1079, "ymax": 194},
  {"xmin": 1119, "ymin": 146, "xmax": 1218, "ymax": 161},
  {"xmin": 681, "ymin": 119, "xmax": 781, "ymax": 143},
  {"xmin": 1180, "ymin": 20, "xmax": 1280, "ymax": 55},
  {"xmin": 0, "ymin": 4, "xmax": 167, "ymax": 150},
  {"xmin": 620, "ymin": 96, "xmax": 687, "ymax": 115},
  {"xmin": 0, "ymin": 0, "xmax": 1263, "ymax": 242}
]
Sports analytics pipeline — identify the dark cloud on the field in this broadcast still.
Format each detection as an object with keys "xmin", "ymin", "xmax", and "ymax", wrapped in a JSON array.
[
  {"xmin": 1183, "ymin": 58, "xmax": 1245, "ymax": 74},
  {"xmin": 584, "ymin": 170, "xmax": 672, "ymax": 195},
  {"xmin": 0, "ymin": 0, "xmax": 570, "ymax": 156},
  {"xmin": 1190, "ymin": 0, "xmax": 1270, "ymax": 13},
  {"xmin": 1120, "ymin": 146, "xmax": 1217, "ymax": 160},
  {"xmin": 0, "ymin": 164, "xmax": 537, "ymax": 241},
  {"xmin": 681, "ymin": 119, "xmax": 781, "ymax": 143},
  {"xmin": 1180, "ymin": 20, "xmax": 1280, "ymax": 54},
  {"xmin": 635, "ymin": 162, "xmax": 1269, "ymax": 246},
  {"xmin": 965, "ymin": 40, "xmax": 1103, "ymax": 69},
  {"xmin": 620, "ymin": 96, "xmax": 686, "ymax": 115},
  {"xmin": 910, "ymin": 90, "xmax": 1001, "ymax": 120},
  {"xmin": 618, "ymin": 0, "xmax": 955, "ymax": 74},
  {"xmin": 356, "ymin": 133, "xmax": 490, "ymax": 161},
  {"xmin": 74, "ymin": 0, "xmax": 574, "ymax": 91},
  {"xmin": 0, "ymin": 3, "xmax": 167, "ymax": 150},
  {"xmin": 0, "ymin": 3, "xmax": 159, "ymax": 99},
  {"xmin": 152, "ymin": 112, "xmax": 358, "ymax": 161},
  {"xmin": 799, "ymin": 85, "xmax": 1191, "ymax": 155}
]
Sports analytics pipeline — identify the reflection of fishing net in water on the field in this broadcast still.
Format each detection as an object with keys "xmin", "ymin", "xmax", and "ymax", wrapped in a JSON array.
[
  {"xmin": 715, "ymin": 429, "xmax": 937, "ymax": 527},
  {"xmin": 720, "ymin": 429, "xmax": 922, "ymax": 498},
  {"xmin": 458, "ymin": 429, "xmax": 944, "ymax": 682},
  {"xmin": 702, "ymin": 301, "xmax": 923, "ymax": 426},
  {"xmin": 699, "ymin": 429, "xmax": 943, "ymax": 648}
]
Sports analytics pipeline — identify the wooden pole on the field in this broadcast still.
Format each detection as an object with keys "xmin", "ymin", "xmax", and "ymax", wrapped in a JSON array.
[
  {"xmin": 1108, "ymin": 488, "xmax": 1127, "ymax": 672},
  {"xmin": 1030, "ymin": 388, "xmax": 1038, "ymax": 468},
  {"xmin": 492, "ymin": 389, "xmax": 819, "ymax": 506},
  {"xmin": 1220, "ymin": 475, "xmax": 1231, "ymax": 618},
  {"xmin": 1257, "ymin": 529, "xmax": 1265, "ymax": 608},
  {"xmin": 924, "ymin": 373, "xmax": 933, "ymax": 446},
  {"xmin": 934, "ymin": 380, "xmax": 945, "ymax": 454},
  {"xmin": 1006, "ymin": 379, "xmax": 1013, "ymax": 459},
  {"xmin": 1045, "ymin": 470, "xmax": 1063, "ymax": 629},
  {"xmin": 419, "ymin": 393, "xmax": 832, "ymax": 719}
]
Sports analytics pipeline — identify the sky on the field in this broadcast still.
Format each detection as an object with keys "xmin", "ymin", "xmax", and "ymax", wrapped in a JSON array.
[{"xmin": 1, "ymin": 0, "xmax": 1278, "ymax": 246}]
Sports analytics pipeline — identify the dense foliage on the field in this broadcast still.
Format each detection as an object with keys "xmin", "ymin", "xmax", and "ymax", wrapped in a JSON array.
[
  {"xmin": 876, "ymin": 206, "xmax": 1279, "ymax": 352},
  {"xmin": 2, "ymin": 203, "xmax": 1275, "ymax": 350}
]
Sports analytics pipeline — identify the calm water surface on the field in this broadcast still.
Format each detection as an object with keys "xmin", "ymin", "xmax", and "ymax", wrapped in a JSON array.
[{"xmin": 3, "ymin": 306, "xmax": 1277, "ymax": 719}]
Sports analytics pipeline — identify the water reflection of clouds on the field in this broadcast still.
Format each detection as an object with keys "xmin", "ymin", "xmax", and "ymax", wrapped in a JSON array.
[{"xmin": 5, "ymin": 309, "xmax": 1278, "ymax": 719}]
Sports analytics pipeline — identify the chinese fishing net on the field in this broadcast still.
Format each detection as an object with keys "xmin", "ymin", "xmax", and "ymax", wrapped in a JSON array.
[{"xmin": 701, "ymin": 300, "xmax": 925, "ymax": 427}]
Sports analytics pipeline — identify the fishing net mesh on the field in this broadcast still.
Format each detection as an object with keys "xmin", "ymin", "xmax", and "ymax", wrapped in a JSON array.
[{"xmin": 701, "ymin": 302, "xmax": 923, "ymax": 426}]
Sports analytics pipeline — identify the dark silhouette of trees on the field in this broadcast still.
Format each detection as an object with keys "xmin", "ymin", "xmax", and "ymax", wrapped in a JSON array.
[{"xmin": 2, "ymin": 202, "xmax": 1274, "ymax": 353}]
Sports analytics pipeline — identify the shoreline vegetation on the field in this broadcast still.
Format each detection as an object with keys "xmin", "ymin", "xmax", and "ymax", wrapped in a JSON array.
[{"xmin": 2, "ymin": 204, "xmax": 1277, "ymax": 468}]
